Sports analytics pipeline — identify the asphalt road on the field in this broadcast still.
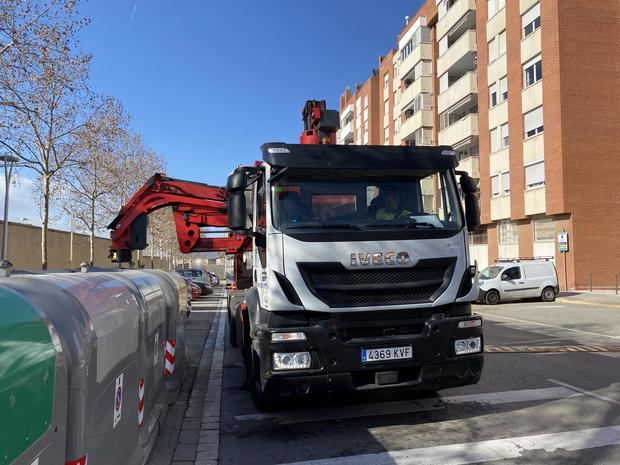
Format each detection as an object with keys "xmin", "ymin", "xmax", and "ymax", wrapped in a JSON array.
[{"xmin": 214, "ymin": 298, "xmax": 620, "ymax": 465}]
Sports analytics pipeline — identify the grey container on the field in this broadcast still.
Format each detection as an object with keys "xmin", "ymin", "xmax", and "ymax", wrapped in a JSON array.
[{"xmin": 3, "ymin": 269, "xmax": 187, "ymax": 465}]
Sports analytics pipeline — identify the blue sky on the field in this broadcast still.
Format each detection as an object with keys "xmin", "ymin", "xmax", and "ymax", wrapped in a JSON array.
[{"xmin": 6, "ymin": 0, "xmax": 424, "ymax": 226}]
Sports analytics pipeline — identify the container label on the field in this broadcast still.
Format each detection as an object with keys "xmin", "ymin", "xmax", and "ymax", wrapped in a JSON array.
[{"xmin": 113, "ymin": 373, "xmax": 123, "ymax": 428}]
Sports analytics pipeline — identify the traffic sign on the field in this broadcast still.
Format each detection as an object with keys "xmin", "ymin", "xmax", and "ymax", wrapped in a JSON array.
[{"xmin": 558, "ymin": 231, "xmax": 569, "ymax": 252}]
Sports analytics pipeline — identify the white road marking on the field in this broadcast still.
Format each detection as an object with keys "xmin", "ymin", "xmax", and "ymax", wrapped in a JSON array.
[
  {"xmin": 278, "ymin": 425, "xmax": 620, "ymax": 465},
  {"xmin": 234, "ymin": 386, "xmax": 581, "ymax": 424},
  {"xmin": 548, "ymin": 379, "xmax": 620, "ymax": 407},
  {"xmin": 477, "ymin": 312, "xmax": 620, "ymax": 340}
]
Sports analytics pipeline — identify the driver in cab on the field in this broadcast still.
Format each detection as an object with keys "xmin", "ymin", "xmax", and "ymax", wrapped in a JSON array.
[{"xmin": 375, "ymin": 191, "xmax": 411, "ymax": 221}]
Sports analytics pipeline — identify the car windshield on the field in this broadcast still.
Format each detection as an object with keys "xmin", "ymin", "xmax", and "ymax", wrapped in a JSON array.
[
  {"xmin": 480, "ymin": 266, "xmax": 504, "ymax": 280},
  {"xmin": 272, "ymin": 168, "xmax": 462, "ymax": 232}
]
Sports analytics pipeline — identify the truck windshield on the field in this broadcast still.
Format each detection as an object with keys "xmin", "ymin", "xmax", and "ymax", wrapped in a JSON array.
[{"xmin": 271, "ymin": 168, "xmax": 463, "ymax": 232}]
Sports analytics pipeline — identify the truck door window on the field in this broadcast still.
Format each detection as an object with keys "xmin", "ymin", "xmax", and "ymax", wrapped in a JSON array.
[{"xmin": 256, "ymin": 180, "xmax": 267, "ymax": 267}]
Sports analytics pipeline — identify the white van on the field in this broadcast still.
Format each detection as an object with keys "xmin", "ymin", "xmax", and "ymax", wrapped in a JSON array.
[{"xmin": 478, "ymin": 259, "xmax": 559, "ymax": 305}]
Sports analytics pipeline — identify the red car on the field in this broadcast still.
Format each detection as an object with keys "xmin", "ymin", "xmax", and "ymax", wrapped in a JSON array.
[{"xmin": 189, "ymin": 282, "xmax": 201, "ymax": 300}]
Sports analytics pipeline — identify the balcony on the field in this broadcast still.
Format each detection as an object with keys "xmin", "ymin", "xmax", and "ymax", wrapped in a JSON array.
[
  {"xmin": 437, "ymin": 29, "xmax": 477, "ymax": 77},
  {"xmin": 457, "ymin": 154, "xmax": 480, "ymax": 178},
  {"xmin": 437, "ymin": 0, "xmax": 476, "ymax": 41},
  {"xmin": 400, "ymin": 76, "xmax": 433, "ymax": 112},
  {"xmin": 438, "ymin": 71, "xmax": 477, "ymax": 113},
  {"xmin": 438, "ymin": 113, "xmax": 479, "ymax": 149},
  {"xmin": 522, "ymin": 80, "xmax": 543, "ymax": 114},
  {"xmin": 398, "ymin": 43, "xmax": 433, "ymax": 82},
  {"xmin": 400, "ymin": 110, "xmax": 433, "ymax": 142},
  {"xmin": 341, "ymin": 104, "xmax": 353, "ymax": 120},
  {"xmin": 340, "ymin": 120, "xmax": 354, "ymax": 144}
]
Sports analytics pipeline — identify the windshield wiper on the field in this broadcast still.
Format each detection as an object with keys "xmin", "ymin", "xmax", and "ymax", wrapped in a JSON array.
[
  {"xmin": 366, "ymin": 222, "xmax": 438, "ymax": 229},
  {"xmin": 286, "ymin": 222, "xmax": 362, "ymax": 231}
]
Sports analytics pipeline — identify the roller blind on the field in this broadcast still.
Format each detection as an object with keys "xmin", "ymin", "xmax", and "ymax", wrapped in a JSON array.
[
  {"xmin": 525, "ymin": 160, "xmax": 545, "ymax": 187},
  {"xmin": 502, "ymin": 171, "xmax": 510, "ymax": 193},
  {"xmin": 524, "ymin": 106, "xmax": 543, "ymax": 137},
  {"xmin": 522, "ymin": 3, "xmax": 540, "ymax": 29},
  {"xmin": 491, "ymin": 175, "xmax": 500, "ymax": 195}
]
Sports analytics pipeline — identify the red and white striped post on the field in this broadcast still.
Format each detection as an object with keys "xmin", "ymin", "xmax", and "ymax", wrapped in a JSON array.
[
  {"xmin": 138, "ymin": 378, "xmax": 145, "ymax": 427},
  {"xmin": 164, "ymin": 339, "xmax": 176, "ymax": 376}
]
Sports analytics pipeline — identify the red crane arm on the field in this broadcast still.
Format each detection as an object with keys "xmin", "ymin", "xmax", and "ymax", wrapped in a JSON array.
[{"xmin": 107, "ymin": 173, "xmax": 250, "ymax": 261}]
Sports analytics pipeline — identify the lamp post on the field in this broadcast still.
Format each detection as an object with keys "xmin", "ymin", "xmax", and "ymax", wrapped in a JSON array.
[{"xmin": 1, "ymin": 154, "xmax": 21, "ymax": 275}]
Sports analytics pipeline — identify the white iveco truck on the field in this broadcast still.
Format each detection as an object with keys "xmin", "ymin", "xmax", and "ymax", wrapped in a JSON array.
[{"xmin": 226, "ymin": 142, "xmax": 483, "ymax": 408}]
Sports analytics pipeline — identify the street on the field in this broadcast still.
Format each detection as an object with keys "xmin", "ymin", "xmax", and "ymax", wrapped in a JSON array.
[{"xmin": 149, "ymin": 291, "xmax": 620, "ymax": 465}]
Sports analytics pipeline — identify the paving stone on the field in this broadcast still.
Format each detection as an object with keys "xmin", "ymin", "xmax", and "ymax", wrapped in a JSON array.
[
  {"xmin": 182, "ymin": 418, "xmax": 202, "ymax": 430},
  {"xmin": 178, "ymin": 430, "xmax": 200, "ymax": 444},
  {"xmin": 196, "ymin": 450, "xmax": 218, "ymax": 461},
  {"xmin": 173, "ymin": 444, "xmax": 197, "ymax": 462}
]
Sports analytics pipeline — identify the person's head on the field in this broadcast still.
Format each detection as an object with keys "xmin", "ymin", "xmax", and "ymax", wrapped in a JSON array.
[{"xmin": 384, "ymin": 191, "xmax": 400, "ymax": 211}]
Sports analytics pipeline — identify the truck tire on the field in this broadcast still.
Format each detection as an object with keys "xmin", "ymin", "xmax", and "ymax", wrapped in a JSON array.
[
  {"xmin": 250, "ymin": 351, "xmax": 274, "ymax": 411},
  {"xmin": 228, "ymin": 309, "xmax": 238, "ymax": 347},
  {"xmin": 484, "ymin": 289, "xmax": 500, "ymax": 305},
  {"xmin": 541, "ymin": 286, "xmax": 556, "ymax": 302}
]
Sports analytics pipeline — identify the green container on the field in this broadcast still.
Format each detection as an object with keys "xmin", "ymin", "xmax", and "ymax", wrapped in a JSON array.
[{"xmin": 0, "ymin": 288, "xmax": 56, "ymax": 465}]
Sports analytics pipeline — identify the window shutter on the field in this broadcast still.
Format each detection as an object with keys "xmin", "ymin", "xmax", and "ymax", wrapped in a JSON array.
[
  {"xmin": 522, "ymin": 3, "xmax": 540, "ymax": 29},
  {"xmin": 502, "ymin": 171, "xmax": 510, "ymax": 193},
  {"xmin": 525, "ymin": 160, "xmax": 545, "ymax": 187},
  {"xmin": 524, "ymin": 107, "xmax": 543, "ymax": 136},
  {"xmin": 491, "ymin": 175, "xmax": 500, "ymax": 195}
]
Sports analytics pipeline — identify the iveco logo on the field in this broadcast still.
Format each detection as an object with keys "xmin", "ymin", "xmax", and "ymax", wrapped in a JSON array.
[{"xmin": 350, "ymin": 252, "xmax": 411, "ymax": 266}]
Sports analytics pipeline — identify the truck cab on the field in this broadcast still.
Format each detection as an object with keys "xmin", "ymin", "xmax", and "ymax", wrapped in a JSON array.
[{"xmin": 227, "ymin": 142, "xmax": 483, "ymax": 408}]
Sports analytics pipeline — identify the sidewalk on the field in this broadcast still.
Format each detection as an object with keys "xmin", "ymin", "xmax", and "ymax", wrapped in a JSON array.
[{"xmin": 558, "ymin": 291, "xmax": 620, "ymax": 308}]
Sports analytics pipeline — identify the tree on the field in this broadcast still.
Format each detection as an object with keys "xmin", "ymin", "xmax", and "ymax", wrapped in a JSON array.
[
  {"xmin": 0, "ymin": 0, "xmax": 91, "ymax": 269},
  {"xmin": 58, "ymin": 97, "xmax": 128, "ymax": 264}
]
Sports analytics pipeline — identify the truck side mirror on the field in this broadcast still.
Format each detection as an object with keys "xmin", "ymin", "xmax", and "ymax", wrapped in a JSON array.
[
  {"xmin": 228, "ymin": 191, "xmax": 250, "ymax": 231},
  {"xmin": 227, "ymin": 170, "xmax": 247, "ymax": 193},
  {"xmin": 459, "ymin": 173, "xmax": 480, "ymax": 231}
]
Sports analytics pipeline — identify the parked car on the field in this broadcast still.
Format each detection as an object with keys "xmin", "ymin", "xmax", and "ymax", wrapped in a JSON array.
[
  {"xmin": 189, "ymin": 282, "xmax": 201, "ymax": 300},
  {"xmin": 478, "ymin": 258, "xmax": 559, "ymax": 305},
  {"xmin": 176, "ymin": 268, "xmax": 214, "ymax": 295}
]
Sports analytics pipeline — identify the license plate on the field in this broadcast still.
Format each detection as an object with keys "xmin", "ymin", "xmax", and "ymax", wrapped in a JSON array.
[{"xmin": 361, "ymin": 346, "xmax": 413, "ymax": 363}]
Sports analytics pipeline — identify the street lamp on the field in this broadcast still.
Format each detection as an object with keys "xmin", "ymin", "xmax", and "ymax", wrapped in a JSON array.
[{"xmin": 1, "ymin": 154, "xmax": 21, "ymax": 275}]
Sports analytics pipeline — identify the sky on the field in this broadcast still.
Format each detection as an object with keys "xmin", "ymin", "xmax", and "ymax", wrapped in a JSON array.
[{"xmin": 4, "ymin": 0, "xmax": 424, "ymax": 226}]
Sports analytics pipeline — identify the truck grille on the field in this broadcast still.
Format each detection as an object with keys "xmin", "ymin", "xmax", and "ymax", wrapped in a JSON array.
[{"xmin": 298, "ymin": 258, "xmax": 456, "ymax": 308}]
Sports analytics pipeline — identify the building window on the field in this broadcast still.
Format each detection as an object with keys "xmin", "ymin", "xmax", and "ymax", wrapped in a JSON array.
[
  {"xmin": 490, "ymin": 127, "xmax": 499, "ymax": 152},
  {"xmin": 534, "ymin": 217, "xmax": 554, "ymax": 241},
  {"xmin": 498, "ymin": 30, "xmax": 506, "ymax": 57},
  {"xmin": 487, "ymin": 0, "xmax": 496, "ymax": 19},
  {"xmin": 384, "ymin": 99, "xmax": 389, "ymax": 116},
  {"xmin": 501, "ymin": 122, "xmax": 509, "ymax": 148},
  {"xmin": 522, "ymin": 3, "xmax": 541, "ymax": 38},
  {"xmin": 524, "ymin": 106, "xmax": 544, "ymax": 138},
  {"xmin": 489, "ymin": 83, "xmax": 497, "ymax": 107},
  {"xmin": 488, "ymin": 36, "xmax": 498, "ymax": 62},
  {"xmin": 364, "ymin": 96, "xmax": 369, "ymax": 109},
  {"xmin": 501, "ymin": 171, "xmax": 510, "ymax": 194},
  {"xmin": 469, "ymin": 228, "xmax": 488, "ymax": 245},
  {"xmin": 384, "ymin": 73, "xmax": 389, "ymax": 89},
  {"xmin": 384, "ymin": 126, "xmax": 389, "ymax": 144},
  {"xmin": 499, "ymin": 220, "xmax": 519, "ymax": 244},
  {"xmin": 523, "ymin": 55, "xmax": 542, "ymax": 88},
  {"xmin": 491, "ymin": 174, "xmax": 500, "ymax": 196},
  {"xmin": 525, "ymin": 160, "xmax": 545, "ymax": 188},
  {"xmin": 499, "ymin": 76, "xmax": 508, "ymax": 101}
]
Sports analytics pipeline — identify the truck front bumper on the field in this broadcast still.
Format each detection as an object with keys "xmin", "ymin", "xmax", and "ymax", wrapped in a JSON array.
[{"xmin": 255, "ymin": 310, "xmax": 483, "ymax": 397}]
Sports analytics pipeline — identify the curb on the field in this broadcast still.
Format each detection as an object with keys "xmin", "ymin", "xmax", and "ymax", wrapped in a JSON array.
[{"xmin": 557, "ymin": 298, "xmax": 620, "ymax": 310}]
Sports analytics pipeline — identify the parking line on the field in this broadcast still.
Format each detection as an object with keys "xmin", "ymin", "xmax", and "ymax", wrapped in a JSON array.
[
  {"xmin": 548, "ymin": 379, "xmax": 620, "ymax": 407},
  {"xmin": 477, "ymin": 312, "xmax": 620, "ymax": 340},
  {"xmin": 277, "ymin": 425, "xmax": 620, "ymax": 465},
  {"xmin": 234, "ymin": 386, "xmax": 582, "ymax": 424}
]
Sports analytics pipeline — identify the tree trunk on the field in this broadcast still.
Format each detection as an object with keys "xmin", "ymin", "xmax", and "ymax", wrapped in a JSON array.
[
  {"xmin": 89, "ymin": 198, "xmax": 95, "ymax": 265},
  {"xmin": 41, "ymin": 175, "xmax": 50, "ymax": 270}
]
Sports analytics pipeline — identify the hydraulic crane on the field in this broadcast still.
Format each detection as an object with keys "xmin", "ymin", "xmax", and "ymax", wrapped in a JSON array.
[{"xmin": 107, "ymin": 100, "xmax": 337, "ymax": 282}]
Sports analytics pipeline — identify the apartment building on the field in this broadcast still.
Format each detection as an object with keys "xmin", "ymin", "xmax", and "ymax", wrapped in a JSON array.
[{"xmin": 339, "ymin": 0, "xmax": 619, "ymax": 289}]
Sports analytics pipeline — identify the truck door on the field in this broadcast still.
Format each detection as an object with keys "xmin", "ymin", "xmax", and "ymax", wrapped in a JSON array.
[
  {"xmin": 253, "ymin": 174, "xmax": 268, "ymax": 296},
  {"xmin": 499, "ymin": 266, "xmax": 526, "ymax": 300}
]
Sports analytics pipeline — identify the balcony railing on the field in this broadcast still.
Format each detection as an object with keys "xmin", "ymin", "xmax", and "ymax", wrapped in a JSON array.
[
  {"xmin": 438, "ymin": 71, "xmax": 477, "ymax": 113},
  {"xmin": 438, "ymin": 113, "xmax": 479, "ymax": 148},
  {"xmin": 437, "ymin": 29, "xmax": 477, "ymax": 77},
  {"xmin": 400, "ymin": 110, "xmax": 433, "ymax": 141},
  {"xmin": 437, "ymin": 0, "xmax": 476, "ymax": 40},
  {"xmin": 400, "ymin": 76, "xmax": 433, "ymax": 112},
  {"xmin": 398, "ymin": 43, "xmax": 433, "ymax": 82},
  {"xmin": 341, "ymin": 104, "xmax": 353, "ymax": 119}
]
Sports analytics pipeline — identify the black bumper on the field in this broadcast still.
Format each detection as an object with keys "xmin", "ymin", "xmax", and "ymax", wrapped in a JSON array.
[{"xmin": 255, "ymin": 310, "xmax": 483, "ymax": 396}]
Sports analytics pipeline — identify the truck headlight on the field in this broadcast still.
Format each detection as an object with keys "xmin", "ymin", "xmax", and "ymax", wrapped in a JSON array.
[
  {"xmin": 271, "ymin": 332, "xmax": 307, "ymax": 342},
  {"xmin": 273, "ymin": 352, "xmax": 311, "ymax": 370},
  {"xmin": 454, "ymin": 337, "xmax": 482, "ymax": 355}
]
